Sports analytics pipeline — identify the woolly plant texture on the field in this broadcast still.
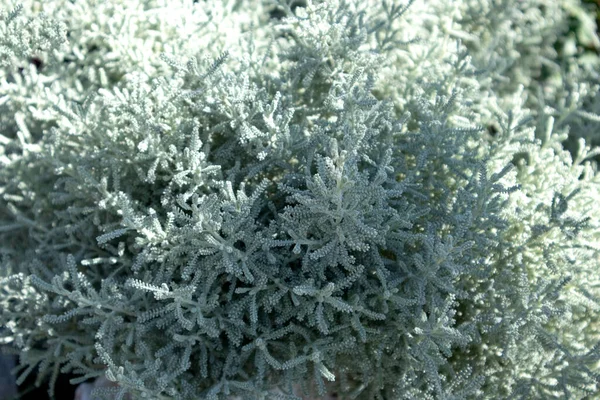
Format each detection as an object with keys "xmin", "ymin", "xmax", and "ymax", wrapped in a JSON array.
[{"xmin": 1, "ymin": 0, "xmax": 600, "ymax": 399}]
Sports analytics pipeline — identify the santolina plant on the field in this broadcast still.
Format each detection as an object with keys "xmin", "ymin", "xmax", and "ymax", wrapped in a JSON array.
[{"xmin": 1, "ymin": 0, "xmax": 600, "ymax": 399}]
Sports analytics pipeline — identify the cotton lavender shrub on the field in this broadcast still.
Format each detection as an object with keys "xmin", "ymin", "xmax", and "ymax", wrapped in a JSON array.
[{"xmin": 1, "ymin": 0, "xmax": 600, "ymax": 399}]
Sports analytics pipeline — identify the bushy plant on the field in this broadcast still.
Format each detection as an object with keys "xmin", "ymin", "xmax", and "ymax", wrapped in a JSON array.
[{"xmin": 1, "ymin": 0, "xmax": 600, "ymax": 399}]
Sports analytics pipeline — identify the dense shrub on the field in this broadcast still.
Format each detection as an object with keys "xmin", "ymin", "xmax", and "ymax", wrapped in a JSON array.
[{"xmin": 1, "ymin": 1, "xmax": 600, "ymax": 399}]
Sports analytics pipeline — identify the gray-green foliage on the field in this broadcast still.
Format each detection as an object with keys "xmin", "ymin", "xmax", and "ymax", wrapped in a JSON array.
[{"xmin": 1, "ymin": 0, "xmax": 600, "ymax": 399}]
